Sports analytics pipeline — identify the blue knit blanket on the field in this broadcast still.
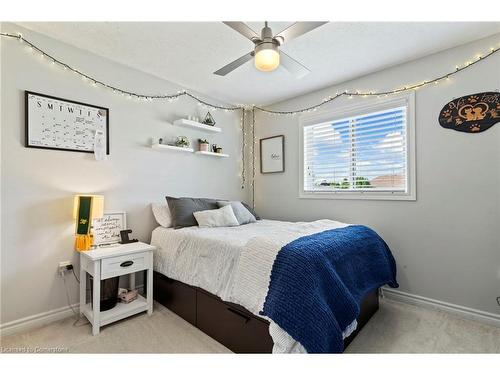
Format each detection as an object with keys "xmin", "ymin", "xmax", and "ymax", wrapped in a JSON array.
[{"xmin": 261, "ymin": 225, "xmax": 398, "ymax": 353}]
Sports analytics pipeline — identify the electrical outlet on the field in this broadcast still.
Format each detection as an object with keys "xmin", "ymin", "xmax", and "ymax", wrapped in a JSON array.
[{"xmin": 58, "ymin": 261, "xmax": 72, "ymax": 275}]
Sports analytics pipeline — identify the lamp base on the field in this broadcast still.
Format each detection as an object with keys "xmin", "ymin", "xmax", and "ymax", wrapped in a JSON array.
[{"xmin": 75, "ymin": 234, "xmax": 93, "ymax": 251}]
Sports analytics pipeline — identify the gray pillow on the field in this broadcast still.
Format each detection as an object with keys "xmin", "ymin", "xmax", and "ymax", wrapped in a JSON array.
[
  {"xmin": 241, "ymin": 202, "xmax": 260, "ymax": 220},
  {"xmin": 166, "ymin": 196, "xmax": 218, "ymax": 229},
  {"xmin": 217, "ymin": 201, "xmax": 257, "ymax": 225}
]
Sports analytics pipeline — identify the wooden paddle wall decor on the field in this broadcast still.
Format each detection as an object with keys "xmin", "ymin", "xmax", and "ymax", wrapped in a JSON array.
[{"xmin": 438, "ymin": 92, "xmax": 499, "ymax": 133}]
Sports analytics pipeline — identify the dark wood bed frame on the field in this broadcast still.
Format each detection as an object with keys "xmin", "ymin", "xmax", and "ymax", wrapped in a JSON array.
[{"xmin": 153, "ymin": 271, "xmax": 379, "ymax": 353}]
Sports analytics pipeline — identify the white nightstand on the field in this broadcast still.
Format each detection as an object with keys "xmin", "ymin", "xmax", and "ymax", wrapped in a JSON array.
[{"xmin": 79, "ymin": 241, "xmax": 155, "ymax": 335}]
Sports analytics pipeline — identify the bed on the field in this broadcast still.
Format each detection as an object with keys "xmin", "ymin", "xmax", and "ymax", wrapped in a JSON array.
[{"xmin": 151, "ymin": 218, "xmax": 398, "ymax": 353}]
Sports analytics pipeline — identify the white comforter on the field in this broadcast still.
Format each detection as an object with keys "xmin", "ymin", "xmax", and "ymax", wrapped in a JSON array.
[{"xmin": 151, "ymin": 219, "xmax": 349, "ymax": 353}]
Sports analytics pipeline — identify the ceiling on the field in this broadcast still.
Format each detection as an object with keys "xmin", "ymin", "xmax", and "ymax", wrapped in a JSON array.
[{"xmin": 17, "ymin": 22, "xmax": 500, "ymax": 105}]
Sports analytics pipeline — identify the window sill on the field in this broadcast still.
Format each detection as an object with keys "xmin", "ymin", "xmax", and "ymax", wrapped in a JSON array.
[{"xmin": 299, "ymin": 191, "xmax": 416, "ymax": 201}]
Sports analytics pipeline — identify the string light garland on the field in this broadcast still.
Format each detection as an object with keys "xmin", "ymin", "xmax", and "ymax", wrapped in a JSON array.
[
  {"xmin": 2, "ymin": 32, "xmax": 498, "ymax": 115},
  {"xmin": 1, "ymin": 31, "xmax": 498, "ymax": 204},
  {"xmin": 251, "ymin": 109, "xmax": 256, "ymax": 209},
  {"xmin": 1, "ymin": 32, "xmax": 242, "ymax": 111},
  {"xmin": 240, "ymin": 109, "xmax": 246, "ymax": 189},
  {"xmin": 254, "ymin": 44, "xmax": 499, "ymax": 115}
]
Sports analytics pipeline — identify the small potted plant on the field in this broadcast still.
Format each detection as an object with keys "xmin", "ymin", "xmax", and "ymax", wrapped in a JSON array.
[
  {"xmin": 199, "ymin": 138, "xmax": 210, "ymax": 152},
  {"xmin": 175, "ymin": 136, "xmax": 190, "ymax": 148}
]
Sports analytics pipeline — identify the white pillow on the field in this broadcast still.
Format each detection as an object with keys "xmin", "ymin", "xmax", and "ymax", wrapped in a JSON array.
[
  {"xmin": 151, "ymin": 203, "xmax": 172, "ymax": 228},
  {"xmin": 193, "ymin": 205, "xmax": 239, "ymax": 228},
  {"xmin": 217, "ymin": 201, "xmax": 256, "ymax": 225}
]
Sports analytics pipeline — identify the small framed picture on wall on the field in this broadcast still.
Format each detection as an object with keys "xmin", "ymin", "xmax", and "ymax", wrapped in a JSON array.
[{"xmin": 260, "ymin": 135, "xmax": 285, "ymax": 174}]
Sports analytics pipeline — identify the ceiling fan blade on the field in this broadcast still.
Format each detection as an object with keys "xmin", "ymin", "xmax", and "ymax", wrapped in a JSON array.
[
  {"xmin": 223, "ymin": 22, "xmax": 259, "ymax": 41},
  {"xmin": 280, "ymin": 51, "xmax": 310, "ymax": 78},
  {"xmin": 213, "ymin": 52, "xmax": 254, "ymax": 76},
  {"xmin": 275, "ymin": 22, "xmax": 328, "ymax": 43}
]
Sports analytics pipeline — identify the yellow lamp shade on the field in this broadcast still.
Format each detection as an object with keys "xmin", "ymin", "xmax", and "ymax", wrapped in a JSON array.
[
  {"xmin": 254, "ymin": 44, "xmax": 280, "ymax": 72},
  {"xmin": 73, "ymin": 195, "xmax": 104, "ymax": 220}
]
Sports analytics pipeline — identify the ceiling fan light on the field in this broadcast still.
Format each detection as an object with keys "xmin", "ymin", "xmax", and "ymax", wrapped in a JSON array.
[{"xmin": 254, "ymin": 43, "xmax": 280, "ymax": 72}]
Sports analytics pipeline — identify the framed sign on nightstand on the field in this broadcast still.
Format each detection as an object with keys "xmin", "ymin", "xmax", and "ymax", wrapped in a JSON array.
[
  {"xmin": 260, "ymin": 135, "xmax": 285, "ymax": 174},
  {"xmin": 92, "ymin": 212, "xmax": 126, "ymax": 246}
]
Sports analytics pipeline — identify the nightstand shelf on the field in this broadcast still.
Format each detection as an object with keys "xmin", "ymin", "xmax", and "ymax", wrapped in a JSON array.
[
  {"xmin": 81, "ymin": 295, "xmax": 148, "ymax": 327},
  {"xmin": 173, "ymin": 118, "xmax": 221, "ymax": 133}
]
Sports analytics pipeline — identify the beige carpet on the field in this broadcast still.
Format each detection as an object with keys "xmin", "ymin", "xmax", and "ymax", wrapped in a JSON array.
[{"xmin": 1, "ymin": 299, "xmax": 499, "ymax": 353}]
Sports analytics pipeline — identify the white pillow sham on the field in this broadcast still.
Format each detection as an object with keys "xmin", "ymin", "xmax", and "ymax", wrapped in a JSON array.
[
  {"xmin": 193, "ymin": 205, "xmax": 239, "ymax": 228},
  {"xmin": 151, "ymin": 203, "xmax": 172, "ymax": 228},
  {"xmin": 217, "ymin": 201, "xmax": 256, "ymax": 225}
]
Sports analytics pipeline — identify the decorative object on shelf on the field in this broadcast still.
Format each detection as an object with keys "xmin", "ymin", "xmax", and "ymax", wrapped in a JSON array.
[
  {"xmin": 92, "ymin": 212, "xmax": 126, "ymax": 246},
  {"xmin": 438, "ymin": 92, "xmax": 499, "ymax": 133},
  {"xmin": 211, "ymin": 144, "xmax": 219, "ymax": 153},
  {"xmin": 260, "ymin": 135, "xmax": 285, "ymax": 174},
  {"xmin": 119, "ymin": 229, "xmax": 139, "ymax": 244},
  {"xmin": 199, "ymin": 138, "xmax": 210, "ymax": 152},
  {"xmin": 25, "ymin": 91, "xmax": 109, "ymax": 154},
  {"xmin": 202, "ymin": 111, "xmax": 216, "ymax": 126},
  {"xmin": 175, "ymin": 135, "xmax": 190, "ymax": 148},
  {"xmin": 215, "ymin": 146, "xmax": 223, "ymax": 154},
  {"xmin": 118, "ymin": 288, "xmax": 139, "ymax": 304},
  {"xmin": 73, "ymin": 195, "xmax": 104, "ymax": 251}
]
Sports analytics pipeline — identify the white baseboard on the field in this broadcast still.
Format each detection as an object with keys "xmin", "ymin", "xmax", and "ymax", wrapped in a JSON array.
[
  {"xmin": 3, "ymin": 287, "xmax": 498, "ymax": 337},
  {"xmin": 381, "ymin": 288, "xmax": 500, "ymax": 328},
  {"xmin": 0, "ymin": 303, "xmax": 79, "ymax": 337},
  {"xmin": 0, "ymin": 284, "xmax": 146, "ymax": 337}
]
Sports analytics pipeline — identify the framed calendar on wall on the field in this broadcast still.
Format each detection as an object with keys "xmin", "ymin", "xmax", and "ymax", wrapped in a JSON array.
[{"xmin": 25, "ymin": 91, "xmax": 109, "ymax": 154}]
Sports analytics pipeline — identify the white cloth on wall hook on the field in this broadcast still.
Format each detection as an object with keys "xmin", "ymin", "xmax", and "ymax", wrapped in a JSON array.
[{"xmin": 94, "ymin": 130, "xmax": 106, "ymax": 161}]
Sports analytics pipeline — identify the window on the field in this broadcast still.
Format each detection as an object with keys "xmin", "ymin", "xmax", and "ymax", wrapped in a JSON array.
[{"xmin": 300, "ymin": 95, "xmax": 415, "ymax": 200}]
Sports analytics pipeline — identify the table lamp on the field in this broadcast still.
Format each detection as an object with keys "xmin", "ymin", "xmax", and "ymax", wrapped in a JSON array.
[{"xmin": 73, "ymin": 195, "xmax": 104, "ymax": 251}]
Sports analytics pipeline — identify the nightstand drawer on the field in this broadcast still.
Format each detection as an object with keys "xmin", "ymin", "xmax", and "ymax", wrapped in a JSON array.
[{"xmin": 101, "ymin": 251, "xmax": 150, "ymax": 279}]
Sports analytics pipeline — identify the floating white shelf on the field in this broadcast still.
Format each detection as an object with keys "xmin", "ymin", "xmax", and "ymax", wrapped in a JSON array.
[
  {"xmin": 195, "ymin": 151, "xmax": 229, "ymax": 158},
  {"xmin": 173, "ymin": 118, "xmax": 221, "ymax": 133},
  {"xmin": 151, "ymin": 144, "xmax": 194, "ymax": 153}
]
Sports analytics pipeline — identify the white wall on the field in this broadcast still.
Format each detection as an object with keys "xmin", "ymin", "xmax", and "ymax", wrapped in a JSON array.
[
  {"xmin": 254, "ymin": 34, "xmax": 500, "ymax": 315},
  {"xmin": 0, "ymin": 23, "xmax": 248, "ymax": 324},
  {"xmin": 1, "ymin": 23, "xmax": 499, "ymax": 327}
]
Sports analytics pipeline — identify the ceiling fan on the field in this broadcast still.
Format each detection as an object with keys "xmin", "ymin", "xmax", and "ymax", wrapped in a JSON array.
[{"xmin": 214, "ymin": 21, "xmax": 327, "ymax": 78}]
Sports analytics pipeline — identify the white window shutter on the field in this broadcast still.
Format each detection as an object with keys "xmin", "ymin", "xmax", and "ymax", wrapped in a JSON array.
[{"xmin": 303, "ymin": 106, "xmax": 408, "ymax": 193}]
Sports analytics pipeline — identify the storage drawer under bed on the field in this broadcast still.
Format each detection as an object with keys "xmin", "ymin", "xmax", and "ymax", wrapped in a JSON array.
[
  {"xmin": 153, "ymin": 272, "xmax": 379, "ymax": 353},
  {"xmin": 196, "ymin": 289, "xmax": 274, "ymax": 353},
  {"xmin": 153, "ymin": 272, "xmax": 196, "ymax": 325}
]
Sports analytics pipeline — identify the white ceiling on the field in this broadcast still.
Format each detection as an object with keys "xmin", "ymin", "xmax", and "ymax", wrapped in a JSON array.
[{"xmin": 17, "ymin": 22, "xmax": 500, "ymax": 105}]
